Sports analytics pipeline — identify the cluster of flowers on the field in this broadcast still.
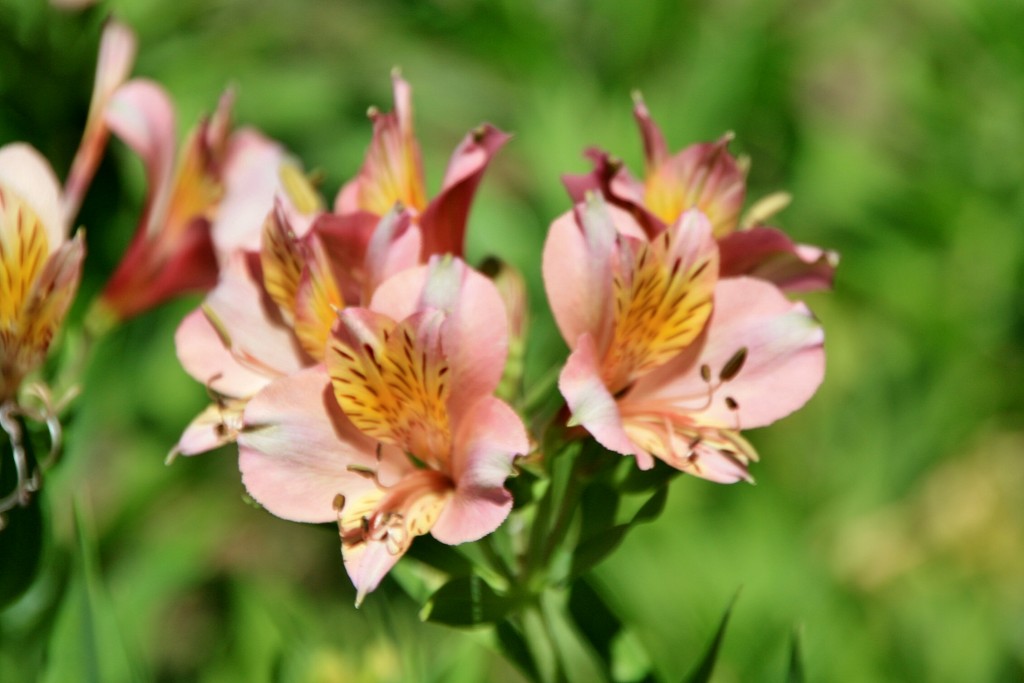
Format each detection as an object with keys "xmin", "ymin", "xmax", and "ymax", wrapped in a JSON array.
[{"xmin": 0, "ymin": 21, "xmax": 834, "ymax": 600}]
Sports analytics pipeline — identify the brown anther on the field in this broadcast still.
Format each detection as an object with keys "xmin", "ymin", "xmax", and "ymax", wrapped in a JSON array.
[
  {"xmin": 700, "ymin": 364, "xmax": 712, "ymax": 382},
  {"xmin": 725, "ymin": 396, "xmax": 739, "ymax": 410},
  {"xmin": 719, "ymin": 347, "xmax": 748, "ymax": 382}
]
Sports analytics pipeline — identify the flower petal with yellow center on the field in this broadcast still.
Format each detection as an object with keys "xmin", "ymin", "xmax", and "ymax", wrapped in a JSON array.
[
  {"xmin": 602, "ymin": 212, "xmax": 718, "ymax": 392},
  {"xmin": 327, "ymin": 309, "xmax": 451, "ymax": 466}
]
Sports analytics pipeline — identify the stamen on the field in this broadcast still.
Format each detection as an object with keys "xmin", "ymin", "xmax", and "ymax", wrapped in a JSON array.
[{"xmin": 719, "ymin": 347, "xmax": 748, "ymax": 382}]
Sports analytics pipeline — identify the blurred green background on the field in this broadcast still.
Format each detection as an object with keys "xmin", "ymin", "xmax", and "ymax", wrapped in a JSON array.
[{"xmin": 2, "ymin": 0, "xmax": 1023, "ymax": 680}]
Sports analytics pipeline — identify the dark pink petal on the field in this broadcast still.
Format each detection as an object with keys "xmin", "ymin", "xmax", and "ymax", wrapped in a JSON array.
[
  {"xmin": 632, "ymin": 92, "xmax": 669, "ymax": 171},
  {"xmin": 238, "ymin": 367, "xmax": 382, "ymax": 523},
  {"xmin": 309, "ymin": 212, "xmax": 379, "ymax": 305},
  {"xmin": 718, "ymin": 226, "xmax": 839, "ymax": 292},
  {"xmin": 102, "ymin": 217, "xmax": 219, "ymax": 320},
  {"xmin": 418, "ymin": 124, "xmax": 510, "ymax": 258}
]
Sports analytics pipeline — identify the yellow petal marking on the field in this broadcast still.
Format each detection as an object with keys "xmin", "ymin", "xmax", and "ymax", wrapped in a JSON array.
[
  {"xmin": 259, "ymin": 207, "xmax": 304, "ymax": 318},
  {"xmin": 327, "ymin": 316, "xmax": 451, "ymax": 465},
  {"xmin": 293, "ymin": 237, "xmax": 344, "ymax": 360},
  {"xmin": 161, "ymin": 127, "xmax": 223, "ymax": 241},
  {"xmin": 603, "ymin": 230, "xmax": 715, "ymax": 392},
  {"xmin": 357, "ymin": 110, "xmax": 426, "ymax": 215},
  {"xmin": 278, "ymin": 161, "xmax": 323, "ymax": 215},
  {"xmin": 0, "ymin": 188, "xmax": 82, "ymax": 401}
]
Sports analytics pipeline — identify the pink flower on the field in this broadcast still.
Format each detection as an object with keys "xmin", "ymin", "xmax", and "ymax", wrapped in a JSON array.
[
  {"xmin": 96, "ymin": 81, "xmax": 309, "ymax": 323},
  {"xmin": 237, "ymin": 258, "xmax": 528, "ymax": 604},
  {"xmin": 335, "ymin": 71, "xmax": 510, "ymax": 259},
  {"xmin": 544, "ymin": 195, "xmax": 824, "ymax": 482},
  {"xmin": 0, "ymin": 144, "xmax": 85, "ymax": 403},
  {"xmin": 564, "ymin": 94, "xmax": 837, "ymax": 292},
  {"xmin": 172, "ymin": 203, "xmax": 420, "ymax": 459}
]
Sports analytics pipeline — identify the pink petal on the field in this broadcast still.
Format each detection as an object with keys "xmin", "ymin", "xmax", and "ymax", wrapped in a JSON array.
[
  {"xmin": 63, "ymin": 19, "xmax": 136, "ymax": 223},
  {"xmin": 334, "ymin": 74, "xmax": 426, "ymax": 216},
  {"xmin": 105, "ymin": 79, "xmax": 177, "ymax": 241},
  {"xmin": 370, "ymin": 258, "xmax": 508, "ymax": 415},
  {"xmin": 362, "ymin": 208, "xmax": 421, "ymax": 300},
  {"xmin": 432, "ymin": 396, "xmax": 528, "ymax": 545},
  {"xmin": 238, "ymin": 367, "xmax": 382, "ymax": 523},
  {"xmin": 201, "ymin": 252, "xmax": 307, "ymax": 378},
  {"xmin": 633, "ymin": 277, "xmax": 825, "ymax": 430},
  {"xmin": 211, "ymin": 129, "xmax": 287, "ymax": 257},
  {"xmin": 718, "ymin": 226, "xmax": 839, "ymax": 292},
  {"xmin": 343, "ymin": 538, "xmax": 402, "ymax": 607},
  {"xmin": 559, "ymin": 333, "xmax": 653, "ymax": 469},
  {"xmin": 419, "ymin": 124, "xmax": 510, "ymax": 258},
  {"xmin": 542, "ymin": 203, "xmax": 615, "ymax": 354},
  {"xmin": 632, "ymin": 92, "xmax": 669, "ymax": 172},
  {"xmin": 175, "ymin": 309, "xmax": 271, "ymax": 399},
  {"xmin": 0, "ymin": 143, "xmax": 65, "ymax": 246},
  {"xmin": 172, "ymin": 401, "xmax": 243, "ymax": 458}
]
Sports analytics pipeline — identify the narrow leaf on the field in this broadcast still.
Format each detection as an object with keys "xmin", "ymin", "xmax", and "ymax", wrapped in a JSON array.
[
  {"xmin": 683, "ymin": 590, "xmax": 741, "ymax": 683},
  {"xmin": 786, "ymin": 625, "xmax": 806, "ymax": 683},
  {"xmin": 495, "ymin": 619, "xmax": 542, "ymax": 683}
]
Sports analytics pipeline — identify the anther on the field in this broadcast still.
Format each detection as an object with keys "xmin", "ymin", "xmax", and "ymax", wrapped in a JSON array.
[{"xmin": 719, "ymin": 347, "xmax": 748, "ymax": 382}]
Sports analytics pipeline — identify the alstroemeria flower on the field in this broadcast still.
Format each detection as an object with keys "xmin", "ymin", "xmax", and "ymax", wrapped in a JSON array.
[
  {"xmin": 96, "ymin": 81, "xmax": 310, "ymax": 323},
  {"xmin": 335, "ymin": 72, "xmax": 510, "ymax": 259},
  {"xmin": 0, "ymin": 144, "xmax": 85, "ymax": 403},
  {"xmin": 544, "ymin": 196, "xmax": 824, "ymax": 482},
  {"xmin": 238, "ymin": 258, "xmax": 528, "ymax": 604},
  {"xmin": 564, "ymin": 95, "xmax": 837, "ymax": 292},
  {"xmin": 172, "ymin": 202, "xmax": 419, "ymax": 458}
]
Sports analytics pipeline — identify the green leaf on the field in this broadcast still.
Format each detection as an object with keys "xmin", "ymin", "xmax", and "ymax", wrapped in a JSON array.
[
  {"xmin": 786, "ymin": 625, "xmax": 806, "ymax": 683},
  {"xmin": 41, "ymin": 502, "xmax": 144, "ymax": 683},
  {"xmin": 403, "ymin": 534, "xmax": 474, "ymax": 578},
  {"xmin": 570, "ymin": 484, "xmax": 668, "ymax": 579},
  {"xmin": 0, "ymin": 424, "xmax": 44, "ymax": 610},
  {"xmin": 568, "ymin": 577, "xmax": 621, "ymax": 667},
  {"xmin": 420, "ymin": 575, "xmax": 513, "ymax": 627},
  {"xmin": 682, "ymin": 591, "xmax": 740, "ymax": 683},
  {"xmin": 540, "ymin": 589, "xmax": 608, "ymax": 683},
  {"xmin": 495, "ymin": 619, "xmax": 542, "ymax": 683}
]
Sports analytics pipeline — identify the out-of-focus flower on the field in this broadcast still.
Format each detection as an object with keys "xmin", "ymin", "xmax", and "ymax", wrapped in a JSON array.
[
  {"xmin": 94, "ymin": 81, "xmax": 312, "ymax": 324},
  {"xmin": 544, "ymin": 195, "xmax": 824, "ymax": 482},
  {"xmin": 172, "ymin": 204, "xmax": 418, "ymax": 459},
  {"xmin": 237, "ymin": 258, "xmax": 528, "ymax": 604},
  {"xmin": 564, "ymin": 95, "xmax": 837, "ymax": 292},
  {"xmin": 0, "ymin": 144, "xmax": 85, "ymax": 404},
  {"xmin": 62, "ymin": 19, "xmax": 136, "ymax": 223},
  {"xmin": 335, "ymin": 71, "xmax": 510, "ymax": 259}
]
